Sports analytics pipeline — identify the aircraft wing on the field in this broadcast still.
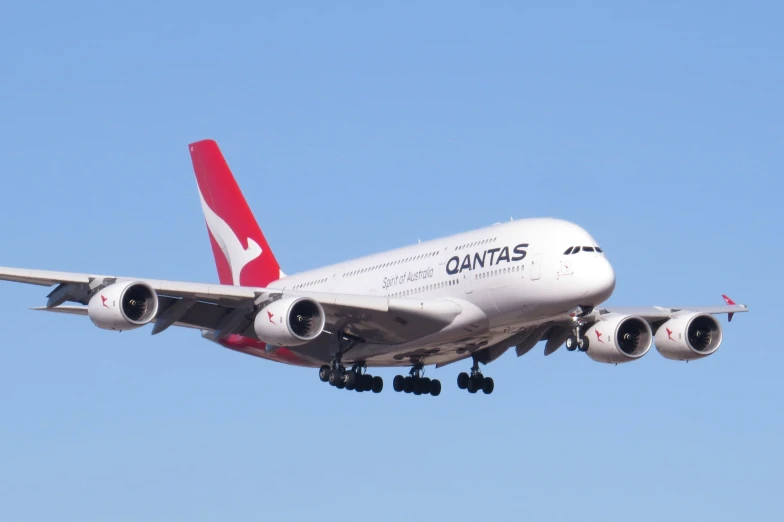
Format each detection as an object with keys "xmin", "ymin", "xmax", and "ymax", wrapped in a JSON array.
[
  {"xmin": 535, "ymin": 297, "xmax": 749, "ymax": 357},
  {"xmin": 593, "ymin": 295, "xmax": 749, "ymax": 323},
  {"xmin": 0, "ymin": 266, "xmax": 462, "ymax": 345}
]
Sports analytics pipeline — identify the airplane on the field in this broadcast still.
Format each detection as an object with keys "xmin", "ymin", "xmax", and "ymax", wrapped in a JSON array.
[{"xmin": 0, "ymin": 140, "xmax": 749, "ymax": 397}]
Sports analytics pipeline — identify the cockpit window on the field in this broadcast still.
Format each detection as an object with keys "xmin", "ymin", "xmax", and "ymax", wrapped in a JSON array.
[
  {"xmin": 595, "ymin": 247, "xmax": 603, "ymax": 253},
  {"xmin": 572, "ymin": 246, "xmax": 581, "ymax": 254},
  {"xmin": 563, "ymin": 247, "xmax": 573, "ymax": 255},
  {"xmin": 583, "ymin": 246, "xmax": 595, "ymax": 252}
]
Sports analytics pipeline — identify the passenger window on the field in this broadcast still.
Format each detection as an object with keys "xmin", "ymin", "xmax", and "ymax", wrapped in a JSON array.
[{"xmin": 563, "ymin": 247, "xmax": 573, "ymax": 255}]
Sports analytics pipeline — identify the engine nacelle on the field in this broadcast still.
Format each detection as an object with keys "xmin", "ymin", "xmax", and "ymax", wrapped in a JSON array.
[
  {"xmin": 88, "ymin": 281, "xmax": 159, "ymax": 331},
  {"xmin": 254, "ymin": 297, "xmax": 326, "ymax": 347},
  {"xmin": 584, "ymin": 314, "xmax": 653, "ymax": 364},
  {"xmin": 655, "ymin": 313, "xmax": 722, "ymax": 361}
]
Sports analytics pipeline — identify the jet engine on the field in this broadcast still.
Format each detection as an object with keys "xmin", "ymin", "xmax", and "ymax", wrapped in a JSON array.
[
  {"xmin": 584, "ymin": 314, "xmax": 653, "ymax": 364},
  {"xmin": 254, "ymin": 297, "xmax": 326, "ymax": 347},
  {"xmin": 655, "ymin": 313, "xmax": 722, "ymax": 361},
  {"xmin": 87, "ymin": 281, "xmax": 159, "ymax": 331}
]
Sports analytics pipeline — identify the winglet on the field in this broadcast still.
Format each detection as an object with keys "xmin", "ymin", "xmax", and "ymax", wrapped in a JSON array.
[{"xmin": 722, "ymin": 294, "xmax": 737, "ymax": 321}]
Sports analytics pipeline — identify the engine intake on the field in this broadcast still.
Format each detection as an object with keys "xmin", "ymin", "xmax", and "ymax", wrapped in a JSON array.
[
  {"xmin": 584, "ymin": 314, "xmax": 653, "ymax": 364},
  {"xmin": 88, "ymin": 281, "xmax": 159, "ymax": 331},
  {"xmin": 254, "ymin": 297, "xmax": 326, "ymax": 347},
  {"xmin": 655, "ymin": 313, "xmax": 722, "ymax": 361}
]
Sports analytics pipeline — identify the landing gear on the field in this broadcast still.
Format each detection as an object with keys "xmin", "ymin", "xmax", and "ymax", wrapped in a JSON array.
[
  {"xmin": 566, "ymin": 308, "xmax": 592, "ymax": 353},
  {"xmin": 457, "ymin": 357, "xmax": 494, "ymax": 395},
  {"xmin": 317, "ymin": 332, "xmax": 382, "ymax": 393},
  {"xmin": 566, "ymin": 335, "xmax": 588, "ymax": 351},
  {"xmin": 320, "ymin": 362, "xmax": 383, "ymax": 393},
  {"xmin": 392, "ymin": 365, "xmax": 441, "ymax": 397}
]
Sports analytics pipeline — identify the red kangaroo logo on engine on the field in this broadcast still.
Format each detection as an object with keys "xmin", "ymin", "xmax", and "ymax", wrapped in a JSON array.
[
  {"xmin": 595, "ymin": 329, "xmax": 604, "ymax": 343},
  {"xmin": 101, "ymin": 295, "xmax": 109, "ymax": 308},
  {"xmin": 666, "ymin": 327, "xmax": 674, "ymax": 341},
  {"xmin": 267, "ymin": 311, "xmax": 275, "ymax": 324}
]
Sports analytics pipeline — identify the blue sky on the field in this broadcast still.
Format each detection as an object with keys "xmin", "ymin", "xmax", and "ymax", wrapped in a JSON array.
[{"xmin": 0, "ymin": 1, "xmax": 781, "ymax": 520}]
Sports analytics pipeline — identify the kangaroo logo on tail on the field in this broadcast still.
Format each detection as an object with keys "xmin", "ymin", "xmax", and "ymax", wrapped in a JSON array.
[{"xmin": 198, "ymin": 190, "xmax": 262, "ymax": 286}]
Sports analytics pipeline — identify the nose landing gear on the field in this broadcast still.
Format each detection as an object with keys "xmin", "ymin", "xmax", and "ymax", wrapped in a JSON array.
[{"xmin": 565, "ymin": 306, "xmax": 591, "ymax": 352}]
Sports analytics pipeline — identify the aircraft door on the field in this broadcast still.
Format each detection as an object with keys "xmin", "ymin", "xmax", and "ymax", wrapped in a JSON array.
[{"xmin": 531, "ymin": 253, "xmax": 543, "ymax": 281}]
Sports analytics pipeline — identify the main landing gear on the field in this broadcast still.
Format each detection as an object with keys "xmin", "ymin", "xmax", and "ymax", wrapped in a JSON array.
[
  {"xmin": 317, "ymin": 332, "xmax": 382, "ymax": 393},
  {"xmin": 392, "ymin": 365, "xmax": 441, "ymax": 397},
  {"xmin": 457, "ymin": 357, "xmax": 494, "ymax": 395},
  {"xmin": 319, "ymin": 363, "xmax": 383, "ymax": 393}
]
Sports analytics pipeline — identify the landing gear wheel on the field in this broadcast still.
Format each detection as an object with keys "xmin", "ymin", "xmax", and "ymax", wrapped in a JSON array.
[
  {"xmin": 319, "ymin": 365, "xmax": 330, "ymax": 382},
  {"xmin": 393, "ymin": 375, "xmax": 405, "ymax": 392},
  {"xmin": 403, "ymin": 376, "xmax": 414, "ymax": 393},
  {"xmin": 344, "ymin": 371, "xmax": 357, "ymax": 388},
  {"xmin": 457, "ymin": 372, "xmax": 469, "ymax": 390},
  {"xmin": 328, "ymin": 369, "xmax": 342, "ymax": 386},
  {"xmin": 481, "ymin": 377, "xmax": 495, "ymax": 395},
  {"xmin": 362, "ymin": 374, "xmax": 373, "ymax": 391},
  {"xmin": 413, "ymin": 378, "xmax": 423, "ymax": 395},
  {"xmin": 577, "ymin": 336, "xmax": 590, "ymax": 352},
  {"xmin": 372, "ymin": 376, "xmax": 384, "ymax": 393},
  {"xmin": 430, "ymin": 379, "xmax": 442, "ymax": 396},
  {"xmin": 335, "ymin": 379, "xmax": 345, "ymax": 389},
  {"xmin": 566, "ymin": 336, "xmax": 577, "ymax": 351},
  {"xmin": 467, "ymin": 377, "xmax": 479, "ymax": 394},
  {"xmin": 420, "ymin": 377, "xmax": 431, "ymax": 395}
]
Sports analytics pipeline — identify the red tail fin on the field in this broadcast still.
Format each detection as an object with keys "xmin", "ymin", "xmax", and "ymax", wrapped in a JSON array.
[{"xmin": 189, "ymin": 139, "xmax": 282, "ymax": 287}]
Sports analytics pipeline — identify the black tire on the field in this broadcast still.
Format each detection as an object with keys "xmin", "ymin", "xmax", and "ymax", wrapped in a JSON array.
[
  {"xmin": 467, "ymin": 377, "xmax": 479, "ymax": 394},
  {"xmin": 363, "ymin": 374, "xmax": 373, "ymax": 391},
  {"xmin": 393, "ymin": 375, "xmax": 405, "ymax": 392},
  {"xmin": 403, "ymin": 376, "xmax": 413, "ymax": 393},
  {"xmin": 335, "ymin": 380, "xmax": 345, "ymax": 390},
  {"xmin": 372, "ymin": 376, "xmax": 383, "ymax": 393},
  {"xmin": 430, "ymin": 379, "xmax": 442, "ymax": 397},
  {"xmin": 482, "ymin": 377, "xmax": 495, "ymax": 395},
  {"xmin": 578, "ymin": 336, "xmax": 590, "ymax": 352},
  {"xmin": 344, "ymin": 371, "xmax": 357, "ymax": 388},
  {"xmin": 319, "ymin": 365, "xmax": 330, "ymax": 382},
  {"xmin": 566, "ymin": 336, "xmax": 577, "ymax": 351},
  {"xmin": 328, "ymin": 369, "xmax": 341, "ymax": 386},
  {"xmin": 413, "ymin": 377, "xmax": 422, "ymax": 395},
  {"xmin": 457, "ymin": 372, "xmax": 469, "ymax": 389},
  {"xmin": 420, "ymin": 377, "xmax": 431, "ymax": 395}
]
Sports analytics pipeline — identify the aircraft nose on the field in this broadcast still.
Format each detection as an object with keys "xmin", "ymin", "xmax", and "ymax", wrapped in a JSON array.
[{"xmin": 586, "ymin": 256, "xmax": 616, "ymax": 304}]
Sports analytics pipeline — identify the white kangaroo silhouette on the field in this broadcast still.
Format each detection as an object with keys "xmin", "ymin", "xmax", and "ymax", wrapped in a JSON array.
[{"xmin": 198, "ymin": 190, "xmax": 262, "ymax": 286}]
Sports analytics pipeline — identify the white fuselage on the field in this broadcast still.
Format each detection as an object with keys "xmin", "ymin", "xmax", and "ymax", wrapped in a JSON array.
[{"xmin": 268, "ymin": 218, "xmax": 616, "ymax": 367}]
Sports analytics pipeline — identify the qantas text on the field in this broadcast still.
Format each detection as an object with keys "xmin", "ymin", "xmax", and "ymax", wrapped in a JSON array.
[{"xmin": 446, "ymin": 243, "xmax": 529, "ymax": 275}]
